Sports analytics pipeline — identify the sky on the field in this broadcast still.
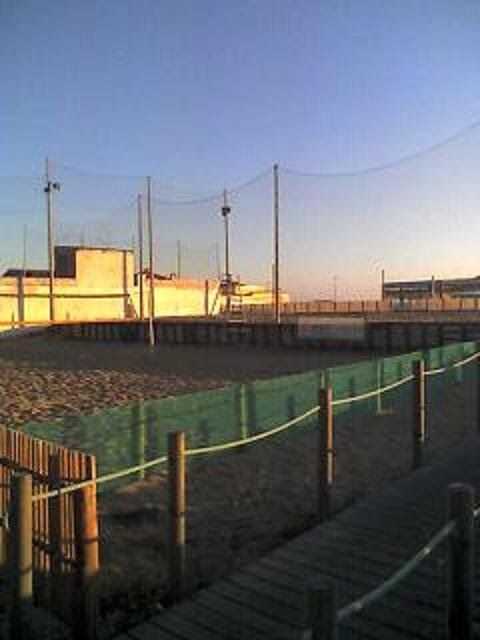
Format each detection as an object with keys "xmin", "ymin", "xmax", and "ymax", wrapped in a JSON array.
[{"xmin": 1, "ymin": 0, "xmax": 480, "ymax": 298}]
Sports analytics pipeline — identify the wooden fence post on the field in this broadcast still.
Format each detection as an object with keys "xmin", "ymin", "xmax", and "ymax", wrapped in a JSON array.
[
  {"xmin": 236, "ymin": 384, "xmax": 249, "ymax": 445},
  {"xmin": 319, "ymin": 386, "xmax": 334, "ymax": 519},
  {"xmin": 412, "ymin": 359, "xmax": 426, "ymax": 469},
  {"xmin": 477, "ymin": 356, "xmax": 480, "ymax": 432},
  {"xmin": 168, "ymin": 431, "xmax": 186, "ymax": 602},
  {"xmin": 308, "ymin": 579, "xmax": 337, "ymax": 640},
  {"xmin": 73, "ymin": 478, "xmax": 99, "ymax": 640},
  {"xmin": 376, "ymin": 359, "xmax": 384, "ymax": 415},
  {"xmin": 9, "ymin": 472, "xmax": 33, "ymax": 640},
  {"xmin": 132, "ymin": 402, "xmax": 146, "ymax": 481},
  {"xmin": 447, "ymin": 483, "xmax": 474, "ymax": 640}
]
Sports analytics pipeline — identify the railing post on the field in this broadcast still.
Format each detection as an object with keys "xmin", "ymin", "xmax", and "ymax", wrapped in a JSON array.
[
  {"xmin": 412, "ymin": 359, "xmax": 426, "ymax": 469},
  {"xmin": 168, "ymin": 431, "xmax": 186, "ymax": 602},
  {"xmin": 308, "ymin": 579, "xmax": 337, "ymax": 640},
  {"xmin": 319, "ymin": 386, "xmax": 334, "ymax": 519},
  {"xmin": 447, "ymin": 483, "xmax": 474, "ymax": 640},
  {"xmin": 73, "ymin": 480, "xmax": 99, "ymax": 640},
  {"xmin": 9, "ymin": 472, "xmax": 33, "ymax": 640}
]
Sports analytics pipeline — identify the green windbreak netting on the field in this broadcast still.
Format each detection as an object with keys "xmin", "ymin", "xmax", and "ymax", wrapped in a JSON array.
[{"xmin": 20, "ymin": 340, "xmax": 479, "ymax": 491}]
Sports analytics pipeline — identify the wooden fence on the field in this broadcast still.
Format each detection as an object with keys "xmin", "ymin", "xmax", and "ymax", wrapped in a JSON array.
[{"xmin": 0, "ymin": 427, "xmax": 98, "ymax": 639}]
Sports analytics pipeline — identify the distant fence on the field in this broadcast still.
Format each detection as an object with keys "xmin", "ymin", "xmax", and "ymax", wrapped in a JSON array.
[
  {"xmin": 244, "ymin": 296, "xmax": 480, "ymax": 317},
  {"xmin": 0, "ymin": 427, "xmax": 98, "ymax": 639},
  {"xmin": 52, "ymin": 316, "xmax": 480, "ymax": 352}
]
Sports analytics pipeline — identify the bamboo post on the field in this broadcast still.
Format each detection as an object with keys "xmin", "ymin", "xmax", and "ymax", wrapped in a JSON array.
[
  {"xmin": 0, "ymin": 429, "xmax": 6, "ymax": 572},
  {"xmin": 308, "ymin": 580, "xmax": 337, "ymax": 640},
  {"xmin": 447, "ymin": 483, "xmax": 474, "ymax": 640},
  {"xmin": 412, "ymin": 359, "xmax": 426, "ymax": 469},
  {"xmin": 48, "ymin": 452, "xmax": 62, "ymax": 605},
  {"xmin": 73, "ymin": 475, "xmax": 99, "ymax": 640},
  {"xmin": 167, "ymin": 431, "xmax": 186, "ymax": 602},
  {"xmin": 9, "ymin": 472, "xmax": 33, "ymax": 640},
  {"xmin": 319, "ymin": 386, "xmax": 334, "ymax": 519}
]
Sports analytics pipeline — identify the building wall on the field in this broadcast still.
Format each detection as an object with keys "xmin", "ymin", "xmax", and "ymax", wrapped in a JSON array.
[
  {"xmin": 135, "ymin": 277, "xmax": 222, "ymax": 318},
  {"xmin": 0, "ymin": 246, "xmax": 286, "ymax": 329}
]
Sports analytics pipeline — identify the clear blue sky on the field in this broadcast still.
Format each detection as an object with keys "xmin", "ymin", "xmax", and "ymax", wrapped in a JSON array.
[{"xmin": 1, "ymin": 0, "xmax": 480, "ymax": 297}]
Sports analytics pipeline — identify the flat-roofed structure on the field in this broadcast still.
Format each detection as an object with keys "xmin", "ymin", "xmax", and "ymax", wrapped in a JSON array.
[{"xmin": 383, "ymin": 275, "xmax": 480, "ymax": 301}]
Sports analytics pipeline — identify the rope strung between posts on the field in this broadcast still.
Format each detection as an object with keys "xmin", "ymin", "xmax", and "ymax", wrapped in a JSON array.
[
  {"xmin": 30, "ymin": 346, "xmax": 480, "ymax": 503},
  {"xmin": 425, "ymin": 349, "xmax": 480, "ymax": 377},
  {"xmin": 31, "ymin": 455, "xmax": 168, "ymax": 502},
  {"xmin": 336, "ymin": 521, "xmax": 455, "ymax": 622},
  {"xmin": 186, "ymin": 405, "xmax": 320, "ymax": 457},
  {"xmin": 31, "ymin": 406, "xmax": 320, "ymax": 502},
  {"xmin": 302, "ymin": 503, "xmax": 480, "ymax": 638},
  {"xmin": 331, "ymin": 374, "xmax": 413, "ymax": 407}
]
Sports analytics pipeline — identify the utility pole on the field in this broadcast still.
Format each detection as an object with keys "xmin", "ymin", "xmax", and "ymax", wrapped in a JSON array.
[
  {"xmin": 147, "ymin": 176, "xmax": 155, "ymax": 347},
  {"xmin": 381, "ymin": 269, "xmax": 385, "ymax": 301},
  {"xmin": 176, "ymin": 240, "xmax": 181, "ymax": 279},
  {"xmin": 137, "ymin": 194, "xmax": 144, "ymax": 320},
  {"xmin": 273, "ymin": 163, "xmax": 280, "ymax": 324},
  {"xmin": 44, "ymin": 158, "xmax": 60, "ymax": 323},
  {"xmin": 221, "ymin": 189, "xmax": 231, "ymax": 313},
  {"xmin": 215, "ymin": 242, "xmax": 221, "ymax": 279},
  {"xmin": 22, "ymin": 225, "xmax": 28, "ymax": 276},
  {"xmin": 333, "ymin": 275, "xmax": 338, "ymax": 303}
]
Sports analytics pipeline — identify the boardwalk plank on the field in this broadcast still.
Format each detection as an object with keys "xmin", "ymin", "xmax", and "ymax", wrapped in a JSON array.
[
  {"xmin": 127, "ymin": 621, "xmax": 182, "ymax": 640},
  {"xmin": 194, "ymin": 590, "xmax": 297, "ymax": 640},
  {"xmin": 168, "ymin": 600, "xmax": 264, "ymax": 640}
]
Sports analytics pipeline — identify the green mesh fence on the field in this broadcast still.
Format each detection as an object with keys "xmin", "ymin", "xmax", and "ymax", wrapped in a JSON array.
[{"xmin": 20, "ymin": 340, "xmax": 479, "ymax": 492}]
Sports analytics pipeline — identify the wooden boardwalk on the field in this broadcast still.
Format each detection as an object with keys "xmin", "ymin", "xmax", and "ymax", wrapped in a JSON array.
[{"xmin": 117, "ymin": 435, "xmax": 480, "ymax": 639}]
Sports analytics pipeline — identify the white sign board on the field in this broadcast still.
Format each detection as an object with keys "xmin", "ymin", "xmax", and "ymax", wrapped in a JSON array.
[{"xmin": 297, "ymin": 316, "xmax": 366, "ymax": 343}]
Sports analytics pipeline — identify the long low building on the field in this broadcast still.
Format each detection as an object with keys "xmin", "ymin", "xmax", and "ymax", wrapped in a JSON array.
[
  {"xmin": 0, "ymin": 245, "xmax": 288, "ymax": 327},
  {"xmin": 383, "ymin": 275, "xmax": 480, "ymax": 301}
]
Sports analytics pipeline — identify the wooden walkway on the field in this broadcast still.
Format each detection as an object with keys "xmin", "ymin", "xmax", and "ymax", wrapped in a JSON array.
[{"xmin": 117, "ymin": 435, "xmax": 480, "ymax": 639}]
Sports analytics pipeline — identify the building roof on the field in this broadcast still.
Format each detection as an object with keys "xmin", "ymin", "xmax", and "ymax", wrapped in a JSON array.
[{"xmin": 2, "ymin": 268, "xmax": 49, "ymax": 278}]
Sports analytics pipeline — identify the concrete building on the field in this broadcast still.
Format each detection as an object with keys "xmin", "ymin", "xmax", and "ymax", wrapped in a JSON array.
[
  {"xmin": 0, "ymin": 245, "xmax": 287, "ymax": 328},
  {"xmin": 383, "ymin": 275, "xmax": 480, "ymax": 302}
]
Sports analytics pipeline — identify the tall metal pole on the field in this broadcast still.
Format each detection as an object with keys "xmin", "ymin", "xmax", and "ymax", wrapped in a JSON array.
[
  {"xmin": 215, "ymin": 241, "xmax": 221, "ymax": 279},
  {"xmin": 273, "ymin": 163, "xmax": 280, "ymax": 324},
  {"xmin": 177, "ymin": 240, "xmax": 181, "ymax": 279},
  {"xmin": 137, "ymin": 194, "xmax": 144, "ymax": 320},
  {"xmin": 147, "ymin": 176, "xmax": 155, "ymax": 347},
  {"xmin": 222, "ymin": 189, "xmax": 231, "ymax": 313},
  {"xmin": 381, "ymin": 268, "xmax": 385, "ymax": 301},
  {"xmin": 44, "ymin": 157, "xmax": 56, "ymax": 323},
  {"xmin": 22, "ymin": 225, "xmax": 27, "ymax": 276}
]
